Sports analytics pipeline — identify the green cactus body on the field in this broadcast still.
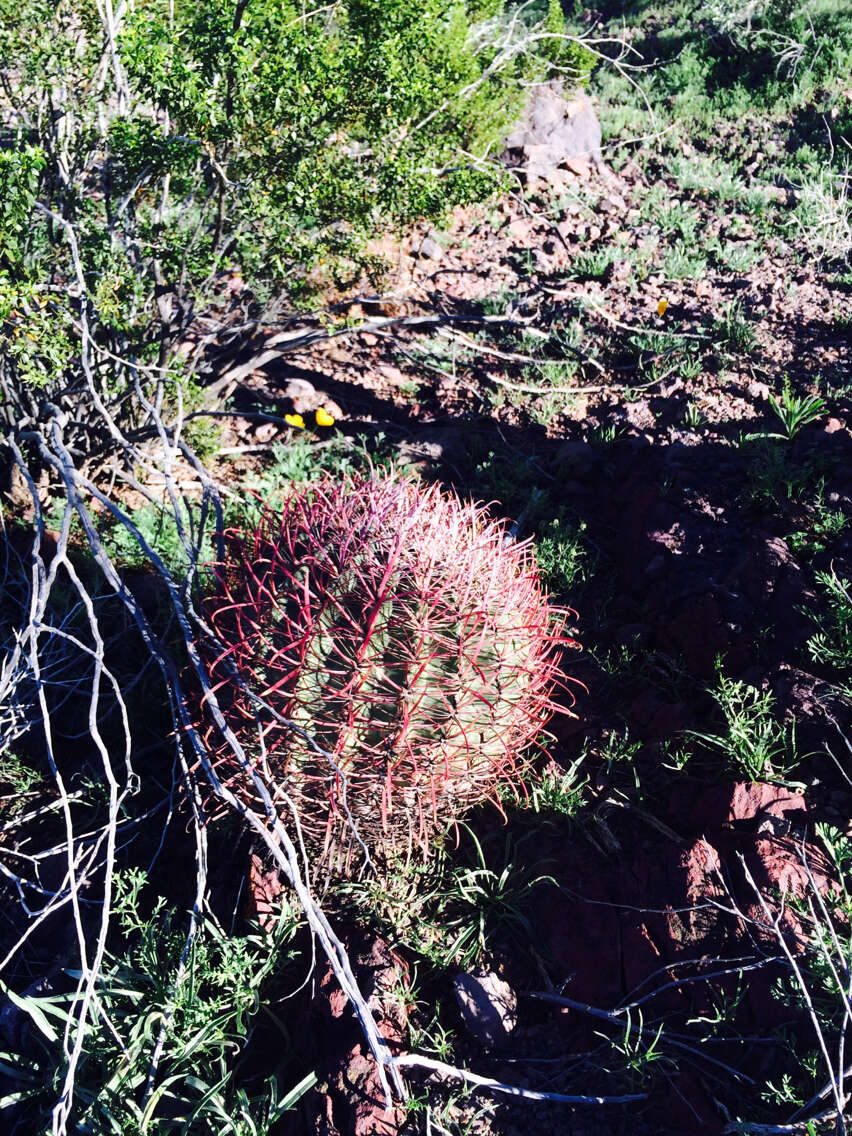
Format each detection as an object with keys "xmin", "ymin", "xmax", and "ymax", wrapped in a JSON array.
[{"xmin": 198, "ymin": 473, "xmax": 576, "ymax": 868}]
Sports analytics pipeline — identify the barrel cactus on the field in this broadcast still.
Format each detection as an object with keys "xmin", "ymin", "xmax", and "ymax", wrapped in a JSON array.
[{"xmin": 198, "ymin": 472, "xmax": 576, "ymax": 868}]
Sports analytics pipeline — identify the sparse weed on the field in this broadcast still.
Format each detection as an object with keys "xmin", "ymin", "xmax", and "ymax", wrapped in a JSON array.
[
  {"xmin": 678, "ymin": 353, "xmax": 704, "ymax": 381},
  {"xmin": 589, "ymin": 422, "xmax": 627, "ymax": 445},
  {"xmin": 806, "ymin": 568, "xmax": 852, "ymax": 680},
  {"xmin": 739, "ymin": 436, "xmax": 832, "ymax": 509},
  {"xmin": 528, "ymin": 389, "xmax": 586, "ymax": 427},
  {"xmin": 629, "ymin": 329, "xmax": 684, "ymax": 357},
  {"xmin": 404, "ymin": 1076, "xmax": 493, "ymax": 1135},
  {"xmin": 793, "ymin": 165, "xmax": 852, "ymax": 264},
  {"xmin": 0, "ymin": 749, "xmax": 41, "ymax": 799},
  {"xmin": 787, "ymin": 491, "xmax": 848, "ymax": 559},
  {"xmin": 717, "ymin": 240, "xmax": 762, "ymax": 273},
  {"xmin": 714, "ymin": 299, "xmax": 758, "ymax": 353},
  {"xmin": 0, "ymin": 868, "xmax": 307, "ymax": 1133},
  {"xmin": 407, "ymin": 1009, "xmax": 457, "ymax": 1064},
  {"xmin": 661, "ymin": 740, "xmax": 692, "ymax": 772},
  {"xmin": 438, "ymin": 830, "xmax": 552, "ymax": 969},
  {"xmin": 755, "ymin": 821, "xmax": 852, "ymax": 1127},
  {"xmin": 535, "ymin": 516, "xmax": 594, "ymax": 595},
  {"xmin": 98, "ymin": 435, "xmax": 393, "ymax": 573},
  {"xmin": 525, "ymin": 356, "xmax": 580, "ymax": 386},
  {"xmin": 767, "ymin": 377, "xmax": 827, "ymax": 439},
  {"xmin": 610, "ymin": 1010, "xmax": 674, "ymax": 1084},
  {"xmin": 689, "ymin": 664, "xmax": 800, "ymax": 782},
  {"xmin": 662, "ymin": 241, "xmax": 708, "ymax": 280},
  {"xmin": 669, "ymin": 153, "xmax": 748, "ymax": 201},
  {"xmin": 682, "ymin": 400, "xmax": 704, "ymax": 428},
  {"xmin": 101, "ymin": 499, "xmax": 205, "ymax": 576},
  {"xmin": 598, "ymin": 729, "xmax": 643, "ymax": 775},
  {"xmin": 642, "ymin": 195, "xmax": 700, "ymax": 241},
  {"xmin": 522, "ymin": 755, "xmax": 588, "ymax": 819},
  {"xmin": 567, "ymin": 246, "xmax": 617, "ymax": 281},
  {"xmin": 339, "ymin": 827, "xmax": 552, "ymax": 971}
]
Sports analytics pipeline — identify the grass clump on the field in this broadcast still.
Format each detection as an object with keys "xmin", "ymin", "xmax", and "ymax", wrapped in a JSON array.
[
  {"xmin": 337, "ymin": 826, "xmax": 553, "ymax": 971},
  {"xmin": 1, "ymin": 869, "xmax": 307, "ymax": 1134},
  {"xmin": 793, "ymin": 166, "xmax": 852, "ymax": 264},
  {"xmin": 806, "ymin": 568, "xmax": 852, "ymax": 683},
  {"xmin": 690, "ymin": 665, "xmax": 800, "ymax": 782},
  {"xmin": 714, "ymin": 299, "xmax": 759, "ymax": 354},
  {"xmin": 535, "ymin": 516, "xmax": 595, "ymax": 597}
]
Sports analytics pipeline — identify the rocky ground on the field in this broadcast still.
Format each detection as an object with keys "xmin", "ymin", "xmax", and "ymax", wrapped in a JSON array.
[
  {"xmin": 2, "ymin": 15, "xmax": 851, "ymax": 1136},
  {"xmin": 199, "ymin": 102, "xmax": 852, "ymax": 1132}
]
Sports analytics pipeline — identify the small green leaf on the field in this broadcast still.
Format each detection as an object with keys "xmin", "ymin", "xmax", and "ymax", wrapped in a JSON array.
[{"xmin": 0, "ymin": 980, "xmax": 58, "ymax": 1043}]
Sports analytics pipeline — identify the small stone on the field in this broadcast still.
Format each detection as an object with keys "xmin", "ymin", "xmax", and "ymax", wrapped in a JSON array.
[
  {"xmin": 564, "ymin": 155, "xmax": 591, "ymax": 178},
  {"xmin": 598, "ymin": 194, "xmax": 626, "ymax": 215},
  {"xmin": 281, "ymin": 377, "xmax": 316, "ymax": 400},
  {"xmin": 748, "ymin": 381, "xmax": 770, "ymax": 401},
  {"xmin": 543, "ymin": 165, "xmax": 577, "ymax": 193},
  {"xmin": 417, "ymin": 236, "xmax": 443, "ymax": 261},
  {"xmin": 556, "ymin": 439, "xmax": 596, "ymax": 476},
  {"xmin": 454, "ymin": 971, "xmax": 517, "ymax": 1049},
  {"xmin": 508, "ymin": 216, "xmax": 536, "ymax": 244},
  {"xmin": 556, "ymin": 219, "xmax": 576, "ymax": 242}
]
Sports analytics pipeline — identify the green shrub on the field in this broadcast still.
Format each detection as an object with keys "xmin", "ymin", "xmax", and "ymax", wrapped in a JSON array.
[
  {"xmin": 0, "ymin": 0, "xmax": 595, "ymax": 413},
  {"xmin": 689, "ymin": 666, "xmax": 800, "ymax": 782}
]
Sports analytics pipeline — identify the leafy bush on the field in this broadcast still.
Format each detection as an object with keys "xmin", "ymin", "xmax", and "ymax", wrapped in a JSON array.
[
  {"xmin": 703, "ymin": 0, "xmax": 852, "ymax": 83},
  {"xmin": 704, "ymin": 0, "xmax": 799, "ymax": 49},
  {"xmin": 197, "ymin": 473, "xmax": 576, "ymax": 868},
  {"xmin": 120, "ymin": 0, "xmax": 514, "ymax": 273},
  {"xmin": 0, "ymin": 0, "xmax": 595, "ymax": 417}
]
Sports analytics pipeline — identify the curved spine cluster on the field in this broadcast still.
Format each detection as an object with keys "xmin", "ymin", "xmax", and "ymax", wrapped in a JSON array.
[{"xmin": 198, "ymin": 473, "xmax": 578, "ymax": 865}]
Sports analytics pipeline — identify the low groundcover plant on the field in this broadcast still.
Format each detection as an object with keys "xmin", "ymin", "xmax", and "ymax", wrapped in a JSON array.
[{"xmin": 196, "ymin": 472, "xmax": 578, "ymax": 870}]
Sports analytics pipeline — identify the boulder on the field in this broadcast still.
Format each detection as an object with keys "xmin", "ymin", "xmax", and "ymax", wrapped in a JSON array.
[{"xmin": 504, "ymin": 83, "xmax": 602, "ymax": 189}]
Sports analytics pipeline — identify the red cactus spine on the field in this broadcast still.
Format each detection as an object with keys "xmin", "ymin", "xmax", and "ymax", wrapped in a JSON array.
[{"xmin": 197, "ymin": 473, "xmax": 578, "ymax": 866}]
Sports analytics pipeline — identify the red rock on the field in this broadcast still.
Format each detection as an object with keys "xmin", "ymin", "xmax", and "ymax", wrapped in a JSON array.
[
  {"xmin": 664, "ymin": 1068, "xmax": 725, "ymax": 1134},
  {"xmin": 564, "ymin": 156, "xmax": 590, "ymax": 177},
  {"xmin": 312, "ymin": 935, "xmax": 409, "ymax": 1135},
  {"xmin": 657, "ymin": 592, "xmax": 745, "ymax": 676},
  {"xmin": 331, "ymin": 1044, "xmax": 403, "ymax": 1136},
  {"xmin": 629, "ymin": 687, "xmax": 690, "ymax": 740},
  {"xmin": 749, "ymin": 835, "xmax": 830, "ymax": 901},
  {"xmin": 723, "ymin": 781, "xmax": 807, "ymax": 827},
  {"xmin": 535, "ymin": 780, "xmax": 839, "ymax": 1070},
  {"xmin": 681, "ymin": 838, "xmax": 722, "ymax": 903},
  {"xmin": 244, "ymin": 852, "xmax": 283, "ymax": 930}
]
